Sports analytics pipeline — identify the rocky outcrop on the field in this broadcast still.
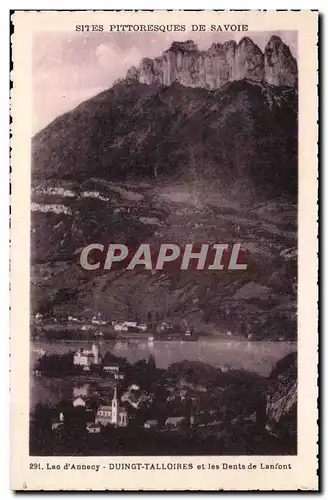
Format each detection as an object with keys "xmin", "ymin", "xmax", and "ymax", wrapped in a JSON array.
[
  {"xmin": 266, "ymin": 352, "xmax": 297, "ymax": 429},
  {"xmin": 126, "ymin": 36, "xmax": 297, "ymax": 89},
  {"xmin": 264, "ymin": 35, "xmax": 298, "ymax": 87}
]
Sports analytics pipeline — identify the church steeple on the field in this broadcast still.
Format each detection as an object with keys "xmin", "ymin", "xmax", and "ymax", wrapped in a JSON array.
[
  {"xmin": 113, "ymin": 385, "xmax": 118, "ymax": 403},
  {"xmin": 111, "ymin": 385, "xmax": 119, "ymax": 426}
]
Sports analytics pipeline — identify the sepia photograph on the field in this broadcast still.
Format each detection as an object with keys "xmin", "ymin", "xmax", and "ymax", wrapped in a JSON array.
[
  {"xmin": 30, "ymin": 29, "xmax": 298, "ymax": 457},
  {"xmin": 10, "ymin": 10, "xmax": 318, "ymax": 491}
]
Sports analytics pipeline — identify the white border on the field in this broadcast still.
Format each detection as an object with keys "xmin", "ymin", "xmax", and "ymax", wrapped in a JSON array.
[{"xmin": 3, "ymin": 2, "xmax": 324, "ymax": 498}]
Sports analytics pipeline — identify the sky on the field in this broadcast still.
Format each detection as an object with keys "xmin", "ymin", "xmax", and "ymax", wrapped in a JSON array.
[{"xmin": 33, "ymin": 30, "xmax": 297, "ymax": 134}]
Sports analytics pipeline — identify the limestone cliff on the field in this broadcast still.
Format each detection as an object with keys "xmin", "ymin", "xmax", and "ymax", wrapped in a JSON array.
[
  {"xmin": 264, "ymin": 35, "xmax": 298, "ymax": 87},
  {"xmin": 126, "ymin": 36, "xmax": 297, "ymax": 89}
]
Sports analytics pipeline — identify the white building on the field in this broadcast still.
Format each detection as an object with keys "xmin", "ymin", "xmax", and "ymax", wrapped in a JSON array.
[
  {"xmin": 121, "ymin": 386, "xmax": 151, "ymax": 410},
  {"xmin": 113, "ymin": 321, "xmax": 140, "ymax": 332},
  {"xmin": 114, "ymin": 323, "xmax": 128, "ymax": 332},
  {"xmin": 103, "ymin": 363, "xmax": 124, "ymax": 380},
  {"xmin": 165, "ymin": 416, "xmax": 186, "ymax": 429},
  {"xmin": 86, "ymin": 423, "xmax": 101, "ymax": 434},
  {"xmin": 51, "ymin": 412, "xmax": 64, "ymax": 431},
  {"xmin": 91, "ymin": 314, "xmax": 107, "ymax": 325},
  {"xmin": 73, "ymin": 384, "xmax": 90, "ymax": 399},
  {"xmin": 73, "ymin": 396, "xmax": 86, "ymax": 408},
  {"xmin": 124, "ymin": 321, "xmax": 137, "ymax": 328},
  {"xmin": 103, "ymin": 363, "xmax": 119, "ymax": 374},
  {"xmin": 73, "ymin": 343, "xmax": 101, "ymax": 367},
  {"xmin": 35, "ymin": 313, "xmax": 43, "ymax": 324},
  {"xmin": 68, "ymin": 315, "xmax": 79, "ymax": 322},
  {"xmin": 144, "ymin": 420, "xmax": 159, "ymax": 429}
]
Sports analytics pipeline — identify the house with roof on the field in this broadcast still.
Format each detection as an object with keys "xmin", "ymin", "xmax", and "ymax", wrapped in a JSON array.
[
  {"xmin": 144, "ymin": 419, "xmax": 159, "ymax": 429},
  {"xmin": 113, "ymin": 320, "xmax": 141, "ymax": 332},
  {"xmin": 103, "ymin": 363, "xmax": 119, "ymax": 374},
  {"xmin": 86, "ymin": 422, "xmax": 101, "ymax": 434},
  {"xmin": 51, "ymin": 412, "xmax": 64, "ymax": 431},
  {"xmin": 91, "ymin": 314, "xmax": 107, "ymax": 325},
  {"xmin": 35, "ymin": 312, "xmax": 43, "ymax": 324},
  {"xmin": 165, "ymin": 416, "xmax": 186, "ymax": 430},
  {"xmin": 121, "ymin": 387, "xmax": 144, "ymax": 409},
  {"xmin": 73, "ymin": 396, "xmax": 87, "ymax": 408},
  {"xmin": 114, "ymin": 323, "xmax": 128, "ymax": 332},
  {"xmin": 102, "ymin": 362, "xmax": 125, "ymax": 380},
  {"xmin": 73, "ymin": 383, "xmax": 90, "ymax": 399},
  {"xmin": 68, "ymin": 315, "xmax": 79, "ymax": 323}
]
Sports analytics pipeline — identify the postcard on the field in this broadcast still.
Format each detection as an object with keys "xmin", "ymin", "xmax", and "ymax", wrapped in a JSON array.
[{"xmin": 10, "ymin": 10, "xmax": 318, "ymax": 491}]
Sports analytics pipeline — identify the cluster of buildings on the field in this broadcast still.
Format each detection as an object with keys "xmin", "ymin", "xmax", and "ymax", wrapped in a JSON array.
[
  {"xmin": 49, "ymin": 349, "xmax": 202, "ymax": 435},
  {"xmin": 33, "ymin": 311, "xmax": 200, "ymax": 343},
  {"xmin": 69, "ymin": 313, "xmax": 107, "ymax": 325},
  {"xmin": 34, "ymin": 312, "xmax": 108, "ymax": 325},
  {"xmin": 113, "ymin": 321, "xmax": 147, "ymax": 332},
  {"xmin": 50, "ymin": 366, "xmax": 220, "ymax": 436},
  {"xmin": 73, "ymin": 343, "xmax": 124, "ymax": 379},
  {"xmin": 34, "ymin": 312, "xmax": 150, "ymax": 333},
  {"xmin": 51, "ymin": 385, "xmax": 130, "ymax": 432},
  {"xmin": 52, "ymin": 382, "xmax": 199, "ymax": 434},
  {"xmin": 47, "ymin": 350, "xmax": 232, "ymax": 439},
  {"xmin": 73, "ymin": 342, "xmax": 102, "ymax": 368},
  {"xmin": 52, "ymin": 384, "xmax": 144, "ymax": 433}
]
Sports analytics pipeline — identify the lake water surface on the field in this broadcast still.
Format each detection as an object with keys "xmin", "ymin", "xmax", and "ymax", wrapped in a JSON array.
[
  {"xmin": 31, "ymin": 338, "xmax": 296, "ymax": 375},
  {"xmin": 30, "ymin": 338, "xmax": 296, "ymax": 410},
  {"xmin": 30, "ymin": 339, "xmax": 297, "ymax": 408}
]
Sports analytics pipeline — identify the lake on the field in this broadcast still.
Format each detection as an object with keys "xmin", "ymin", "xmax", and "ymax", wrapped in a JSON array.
[{"xmin": 30, "ymin": 338, "xmax": 296, "ymax": 410}]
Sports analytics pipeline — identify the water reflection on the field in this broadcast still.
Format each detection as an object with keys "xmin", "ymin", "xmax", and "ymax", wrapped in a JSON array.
[
  {"xmin": 30, "ymin": 338, "xmax": 296, "ymax": 411},
  {"xmin": 31, "ymin": 338, "xmax": 296, "ymax": 376}
]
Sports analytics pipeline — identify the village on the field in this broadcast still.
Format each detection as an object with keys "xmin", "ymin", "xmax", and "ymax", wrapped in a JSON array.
[
  {"xmin": 30, "ymin": 339, "xmax": 271, "ymax": 455},
  {"xmin": 33, "ymin": 341, "xmax": 218, "ymax": 434},
  {"xmin": 33, "ymin": 311, "xmax": 201, "ymax": 341}
]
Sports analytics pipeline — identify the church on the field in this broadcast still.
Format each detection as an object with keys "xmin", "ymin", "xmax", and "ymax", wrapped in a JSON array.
[{"xmin": 95, "ymin": 386, "xmax": 128, "ymax": 428}]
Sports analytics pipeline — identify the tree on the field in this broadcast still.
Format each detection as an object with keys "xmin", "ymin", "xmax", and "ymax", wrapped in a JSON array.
[{"xmin": 147, "ymin": 354, "xmax": 156, "ymax": 371}]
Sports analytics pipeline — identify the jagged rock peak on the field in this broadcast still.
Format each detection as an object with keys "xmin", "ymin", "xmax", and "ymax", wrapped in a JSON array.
[
  {"xmin": 264, "ymin": 35, "xmax": 298, "ymax": 87},
  {"xmin": 209, "ymin": 40, "xmax": 236, "ymax": 51},
  {"xmin": 125, "ymin": 36, "xmax": 297, "ymax": 90},
  {"xmin": 166, "ymin": 40, "xmax": 199, "ymax": 53},
  {"xmin": 237, "ymin": 36, "xmax": 258, "ymax": 47}
]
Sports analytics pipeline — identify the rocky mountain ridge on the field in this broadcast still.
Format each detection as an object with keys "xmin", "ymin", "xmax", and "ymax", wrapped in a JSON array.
[{"xmin": 125, "ymin": 36, "xmax": 298, "ymax": 90}]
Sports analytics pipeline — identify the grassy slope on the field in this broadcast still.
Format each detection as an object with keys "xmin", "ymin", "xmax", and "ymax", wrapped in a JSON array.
[{"xmin": 31, "ymin": 178, "xmax": 297, "ymax": 340}]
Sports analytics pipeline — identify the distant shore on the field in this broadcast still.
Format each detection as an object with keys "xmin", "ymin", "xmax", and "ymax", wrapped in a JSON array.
[{"xmin": 31, "ymin": 322, "xmax": 293, "ymax": 343}]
